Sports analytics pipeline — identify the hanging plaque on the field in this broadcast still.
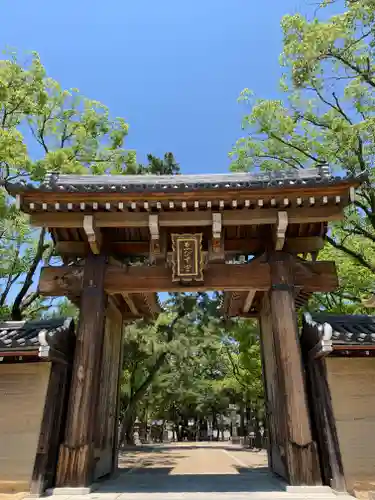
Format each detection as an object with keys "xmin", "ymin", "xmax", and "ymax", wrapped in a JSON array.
[{"xmin": 171, "ymin": 233, "xmax": 203, "ymax": 282}]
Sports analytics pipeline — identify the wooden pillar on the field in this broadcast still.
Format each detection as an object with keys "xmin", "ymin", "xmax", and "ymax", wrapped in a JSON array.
[
  {"xmin": 259, "ymin": 295, "xmax": 288, "ymax": 481},
  {"xmin": 56, "ymin": 254, "xmax": 107, "ymax": 487},
  {"xmin": 268, "ymin": 252, "xmax": 321, "ymax": 485},
  {"xmin": 306, "ymin": 358, "xmax": 346, "ymax": 491},
  {"xmin": 31, "ymin": 363, "xmax": 70, "ymax": 496}
]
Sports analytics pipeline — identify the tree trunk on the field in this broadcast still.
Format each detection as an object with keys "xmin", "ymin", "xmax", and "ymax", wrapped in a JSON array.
[
  {"xmin": 175, "ymin": 423, "xmax": 182, "ymax": 442},
  {"xmin": 239, "ymin": 405, "xmax": 245, "ymax": 437},
  {"xmin": 119, "ymin": 310, "xmax": 186, "ymax": 447},
  {"xmin": 254, "ymin": 413, "xmax": 263, "ymax": 449},
  {"xmin": 161, "ymin": 420, "xmax": 166, "ymax": 443},
  {"xmin": 212, "ymin": 413, "xmax": 219, "ymax": 441},
  {"xmin": 120, "ymin": 410, "xmax": 136, "ymax": 446}
]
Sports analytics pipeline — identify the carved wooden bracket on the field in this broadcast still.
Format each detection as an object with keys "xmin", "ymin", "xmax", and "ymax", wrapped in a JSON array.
[
  {"xmin": 212, "ymin": 212, "xmax": 222, "ymax": 253},
  {"xmin": 83, "ymin": 215, "xmax": 102, "ymax": 255},
  {"xmin": 275, "ymin": 211, "xmax": 288, "ymax": 251}
]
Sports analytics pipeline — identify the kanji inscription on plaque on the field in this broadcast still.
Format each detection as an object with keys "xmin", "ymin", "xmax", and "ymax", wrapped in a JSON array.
[{"xmin": 171, "ymin": 233, "xmax": 203, "ymax": 282}]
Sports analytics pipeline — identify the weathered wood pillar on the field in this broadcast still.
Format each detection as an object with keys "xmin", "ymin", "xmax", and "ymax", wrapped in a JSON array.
[
  {"xmin": 259, "ymin": 294, "xmax": 288, "ymax": 481},
  {"xmin": 31, "ymin": 363, "xmax": 70, "ymax": 495},
  {"xmin": 268, "ymin": 252, "xmax": 321, "ymax": 485},
  {"xmin": 306, "ymin": 358, "xmax": 346, "ymax": 491},
  {"xmin": 56, "ymin": 253, "xmax": 107, "ymax": 488}
]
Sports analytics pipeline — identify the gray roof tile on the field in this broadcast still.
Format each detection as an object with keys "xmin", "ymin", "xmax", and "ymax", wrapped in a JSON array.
[
  {"xmin": 0, "ymin": 317, "xmax": 75, "ymax": 355},
  {"xmin": 304, "ymin": 313, "xmax": 375, "ymax": 346},
  {"xmin": 6, "ymin": 169, "xmax": 366, "ymax": 195}
]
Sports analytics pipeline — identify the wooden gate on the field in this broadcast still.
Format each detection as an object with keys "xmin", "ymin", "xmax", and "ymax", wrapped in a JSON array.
[
  {"xmin": 94, "ymin": 301, "xmax": 123, "ymax": 480},
  {"xmin": 7, "ymin": 168, "xmax": 363, "ymax": 489}
]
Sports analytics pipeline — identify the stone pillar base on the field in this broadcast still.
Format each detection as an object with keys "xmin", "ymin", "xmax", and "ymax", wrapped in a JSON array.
[{"xmin": 46, "ymin": 485, "xmax": 98, "ymax": 496}]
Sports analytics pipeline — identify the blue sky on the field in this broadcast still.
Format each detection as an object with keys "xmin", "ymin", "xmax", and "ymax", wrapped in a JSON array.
[{"xmin": 1, "ymin": 0, "xmax": 316, "ymax": 174}]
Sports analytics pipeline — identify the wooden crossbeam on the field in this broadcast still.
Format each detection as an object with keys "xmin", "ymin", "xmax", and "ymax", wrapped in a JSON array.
[
  {"xmin": 55, "ymin": 235, "xmax": 325, "ymax": 257},
  {"xmin": 30, "ymin": 206, "xmax": 344, "ymax": 229},
  {"xmin": 38, "ymin": 260, "xmax": 338, "ymax": 296}
]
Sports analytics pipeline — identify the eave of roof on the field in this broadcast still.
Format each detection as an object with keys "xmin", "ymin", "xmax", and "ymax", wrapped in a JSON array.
[
  {"xmin": 6, "ymin": 169, "xmax": 366, "ymax": 196},
  {"xmin": 0, "ymin": 317, "xmax": 75, "ymax": 359},
  {"xmin": 304, "ymin": 312, "xmax": 375, "ymax": 347}
]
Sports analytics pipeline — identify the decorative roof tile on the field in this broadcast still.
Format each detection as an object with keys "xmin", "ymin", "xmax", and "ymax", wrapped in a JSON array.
[
  {"xmin": 6, "ymin": 169, "xmax": 366, "ymax": 195},
  {"xmin": 304, "ymin": 313, "xmax": 375, "ymax": 346},
  {"xmin": 0, "ymin": 317, "xmax": 75, "ymax": 358}
]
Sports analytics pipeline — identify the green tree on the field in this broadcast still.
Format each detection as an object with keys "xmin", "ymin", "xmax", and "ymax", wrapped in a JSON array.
[
  {"xmin": 144, "ymin": 313, "xmax": 232, "ymax": 441},
  {"xmin": 119, "ymin": 294, "xmax": 197, "ymax": 445},
  {"xmin": 230, "ymin": 0, "xmax": 375, "ymax": 310},
  {"xmin": 135, "ymin": 152, "xmax": 180, "ymax": 176},
  {"xmin": 120, "ymin": 293, "xmax": 265, "ymax": 445},
  {"xmin": 0, "ymin": 51, "xmax": 179, "ymax": 320},
  {"xmin": 0, "ymin": 51, "xmax": 133, "ymax": 319}
]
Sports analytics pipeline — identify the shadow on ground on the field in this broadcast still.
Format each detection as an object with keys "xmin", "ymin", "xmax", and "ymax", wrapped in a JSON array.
[
  {"xmin": 118, "ymin": 451, "xmax": 186, "ymax": 470},
  {"xmin": 96, "ymin": 466, "xmax": 285, "ymax": 494}
]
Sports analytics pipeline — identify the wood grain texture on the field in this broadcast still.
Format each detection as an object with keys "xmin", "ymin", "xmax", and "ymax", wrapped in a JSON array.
[
  {"xmin": 56, "ymin": 254, "xmax": 107, "ymax": 487},
  {"xmin": 260, "ymin": 294, "xmax": 288, "ymax": 480},
  {"xmin": 31, "ymin": 362, "xmax": 71, "ymax": 495},
  {"xmin": 305, "ymin": 358, "xmax": 347, "ymax": 492},
  {"xmin": 94, "ymin": 301, "xmax": 123, "ymax": 480},
  {"xmin": 268, "ymin": 252, "xmax": 321, "ymax": 485},
  {"xmin": 30, "ymin": 206, "xmax": 344, "ymax": 229},
  {"xmin": 55, "ymin": 236, "xmax": 325, "ymax": 258},
  {"xmin": 39, "ymin": 260, "xmax": 338, "ymax": 295}
]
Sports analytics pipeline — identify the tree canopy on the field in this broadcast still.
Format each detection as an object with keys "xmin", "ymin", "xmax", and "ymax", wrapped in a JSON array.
[
  {"xmin": 230, "ymin": 0, "xmax": 375, "ymax": 312},
  {"xmin": 119, "ymin": 293, "xmax": 264, "ymax": 445},
  {"xmin": 0, "ymin": 51, "xmax": 180, "ymax": 320}
]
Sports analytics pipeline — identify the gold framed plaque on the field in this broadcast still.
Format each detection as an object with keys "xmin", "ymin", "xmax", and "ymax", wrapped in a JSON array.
[{"xmin": 171, "ymin": 233, "xmax": 204, "ymax": 282}]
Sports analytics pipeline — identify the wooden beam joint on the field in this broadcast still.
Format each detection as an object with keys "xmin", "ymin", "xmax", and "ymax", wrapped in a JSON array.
[
  {"xmin": 212, "ymin": 212, "xmax": 222, "ymax": 253},
  {"xmin": 275, "ymin": 211, "xmax": 288, "ymax": 251},
  {"xmin": 149, "ymin": 214, "xmax": 160, "ymax": 262},
  {"xmin": 83, "ymin": 215, "xmax": 102, "ymax": 255}
]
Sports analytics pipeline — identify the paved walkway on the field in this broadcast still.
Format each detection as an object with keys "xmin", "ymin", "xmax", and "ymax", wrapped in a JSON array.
[
  {"xmin": 85, "ymin": 442, "xmax": 352, "ymax": 500},
  {"xmin": 33, "ymin": 442, "xmax": 355, "ymax": 500}
]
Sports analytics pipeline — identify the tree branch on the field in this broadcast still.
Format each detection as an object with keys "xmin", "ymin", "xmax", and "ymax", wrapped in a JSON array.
[
  {"xmin": 11, "ymin": 228, "xmax": 49, "ymax": 320},
  {"xmin": 350, "ymin": 225, "xmax": 375, "ymax": 243},
  {"xmin": 353, "ymin": 198, "xmax": 375, "ymax": 231},
  {"xmin": 0, "ymin": 272, "xmax": 22, "ymax": 308},
  {"xmin": 309, "ymin": 85, "xmax": 367, "ymax": 172},
  {"xmin": 0, "ymin": 241, "xmax": 22, "ymax": 307},
  {"xmin": 325, "ymin": 234, "xmax": 375, "ymax": 273},
  {"xmin": 20, "ymin": 291, "xmax": 40, "ymax": 312},
  {"xmin": 122, "ymin": 310, "xmax": 185, "ymax": 416},
  {"xmin": 269, "ymin": 132, "xmax": 327, "ymax": 165},
  {"xmin": 255, "ymin": 153, "xmax": 304, "ymax": 170},
  {"xmin": 38, "ymin": 115, "xmax": 50, "ymax": 154},
  {"xmin": 327, "ymin": 50, "xmax": 375, "ymax": 89}
]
